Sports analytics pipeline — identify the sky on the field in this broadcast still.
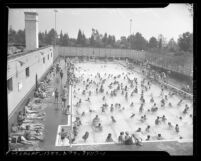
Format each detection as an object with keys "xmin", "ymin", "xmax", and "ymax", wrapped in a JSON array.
[{"xmin": 8, "ymin": 4, "xmax": 193, "ymax": 42}]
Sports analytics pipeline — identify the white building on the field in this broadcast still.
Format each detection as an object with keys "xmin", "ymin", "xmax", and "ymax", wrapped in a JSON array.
[{"xmin": 7, "ymin": 12, "xmax": 54, "ymax": 122}]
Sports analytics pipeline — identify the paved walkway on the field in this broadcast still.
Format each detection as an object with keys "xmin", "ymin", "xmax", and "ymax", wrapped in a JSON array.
[{"xmin": 38, "ymin": 59, "xmax": 70, "ymax": 150}]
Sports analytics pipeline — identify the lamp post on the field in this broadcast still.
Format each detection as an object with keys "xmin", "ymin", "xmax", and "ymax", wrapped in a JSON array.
[
  {"xmin": 130, "ymin": 19, "xmax": 132, "ymax": 49},
  {"xmin": 54, "ymin": 9, "xmax": 58, "ymax": 47},
  {"xmin": 130, "ymin": 19, "xmax": 132, "ymax": 36}
]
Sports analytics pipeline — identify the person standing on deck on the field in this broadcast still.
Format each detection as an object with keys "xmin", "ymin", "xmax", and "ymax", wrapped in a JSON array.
[
  {"xmin": 56, "ymin": 63, "xmax": 60, "ymax": 75},
  {"xmin": 54, "ymin": 88, "xmax": 59, "ymax": 109},
  {"xmin": 60, "ymin": 70, "xmax": 63, "ymax": 83},
  {"xmin": 65, "ymin": 57, "xmax": 67, "ymax": 68},
  {"xmin": 61, "ymin": 86, "xmax": 67, "ymax": 113}
]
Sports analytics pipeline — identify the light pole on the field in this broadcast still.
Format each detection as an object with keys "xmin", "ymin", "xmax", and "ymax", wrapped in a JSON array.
[
  {"xmin": 54, "ymin": 9, "xmax": 58, "ymax": 47},
  {"xmin": 130, "ymin": 19, "xmax": 132, "ymax": 36},
  {"xmin": 130, "ymin": 19, "xmax": 132, "ymax": 49}
]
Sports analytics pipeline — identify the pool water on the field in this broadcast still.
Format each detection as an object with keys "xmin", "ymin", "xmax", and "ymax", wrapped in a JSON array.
[{"xmin": 71, "ymin": 61, "xmax": 193, "ymax": 144}]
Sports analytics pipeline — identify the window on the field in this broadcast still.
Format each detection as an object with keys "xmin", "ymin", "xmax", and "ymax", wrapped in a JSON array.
[
  {"xmin": 7, "ymin": 78, "xmax": 13, "ymax": 92},
  {"xmin": 43, "ymin": 57, "xmax": 45, "ymax": 64},
  {"xmin": 26, "ymin": 67, "xmax": 29, "ymax": 77}
]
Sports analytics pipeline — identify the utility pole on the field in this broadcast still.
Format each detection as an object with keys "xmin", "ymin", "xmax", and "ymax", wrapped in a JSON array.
[
  {"xmin": 54, "ymin": 9, "xmax": 58, "ymax": 46},
  {"xmin": 130, "ymin": 19, "xmax": 132, "ymax": 49},
  {"xmin": 130, "ymin": 19, "xmax": 132, "ymax": 35}
]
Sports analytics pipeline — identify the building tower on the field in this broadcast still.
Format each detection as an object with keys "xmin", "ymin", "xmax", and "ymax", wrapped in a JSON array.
[{"xmin": 24, "ymin": 12, "xmax": 39, "ymax": 51}]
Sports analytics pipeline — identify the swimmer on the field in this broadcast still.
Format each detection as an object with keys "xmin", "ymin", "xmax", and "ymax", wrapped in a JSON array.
[
  {"xmin": 177, "ymin": 99, "xmax": 183, "ymax": 106},
  {"xmin": 168, "ymin": 102, "xmax": 172, "ymax": 107},
  {"xmin": 140, "ymin": 116, "xmax": 144, "ymax": 122},
  {"xmin": 110, "ymin": 105, "xmax": 114, "ymax": 112},
  {"xmin": 183, "ymin": 105, "xmax": 189, "ymax": 114},
  {"xmin": 79, "ymin": 99, "xmax": 82, "ymax": 104},
  {"xmin": 97, "ymin": 123, "xmax": 103, "ymax": 131},
  {"xmin": 150, "ymin": 97, "xmax": 154, "ymax": 103},
  {"xmin": 175, "ymin": 124, "xmax": 179, "ymax": 133},
  {"xmin": 111, "ymin": 116, "xmax": 116, "ymax": 123},
  {"xmin": 136, "ymin": 127, "xmax": 141, "ymax": 132},
  {"xmin": 89, "ymin": 91, "xmax": 92, "ymax": 96},
  {"xmin": 139, "ymin": 104, "xmax": 143, "ymax": 113},
  {"xmin": 168, "ymin": 122, "xmax": 173, "ymax": 129},
  {"xmin": 118, "ymin": 132, "xmax": 125, "ymax": 144},
  {"xmin": 145, "ymin": 125, "xmax": 150, "ymax": 132},
  {"xmin": 155, "ymin": 117, "xmax": 160, "ymax": 125},
  {"xmin": 162, "ymin": 115, "xmax": 167, "ymax": 122},
  {"xmin": 86, "ymin": 97, "xmax": 90, "ymax": 102},
  {"xmin": 101, "ymin": 107, "xmax": 105, "ymax": 113},
  {"xmin": 130, "ymin": 102, "xmax": 134, "ymax": 107},
  {"xmin": 82, "ymin": 131, "xmax": 89, "ymax": 142},
  {"xmin": 157, "ymin": 134, "xmax": 163, "ymax": 140},
  {"xmin": 146, "ymin": 135, "xmax": 150, "ymax": 141},
  {"xmin": 130, "ymin": 113, "xmax": 135, "ymax": 118},
  {"xmin": 89, "ymin": 109, "xmax": 95, "ymax": 113}
]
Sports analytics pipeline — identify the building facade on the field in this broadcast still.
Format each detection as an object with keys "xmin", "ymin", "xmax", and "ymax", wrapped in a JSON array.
[{"xmin": 7, "ymin": 46, "xmax": 53, "ymax": 119}]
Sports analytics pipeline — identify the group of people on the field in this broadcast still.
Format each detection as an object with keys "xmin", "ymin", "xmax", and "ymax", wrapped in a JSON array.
[
  {"xmin": 53, "ymin": 58, "xmax": 76, "ymax": 115},
  {"xmin": 69, "ymin": 57, "xmax": 193, "ymax": 144},
  {"xmin": 34, "ymin": 67, "xmax": 55, "ymax": 99},
  {"xmin": 8, "ymin": 62, "xmax": 58, "ymax": 151},
  {"xmin": 9, "ymin": 97, "xmax": 46, "ymax": 150}
]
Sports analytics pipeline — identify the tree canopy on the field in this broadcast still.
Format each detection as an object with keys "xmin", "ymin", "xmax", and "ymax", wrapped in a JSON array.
[{"xmin": 8, "ymin": 27, "xmax": 193, "ymax": 55}]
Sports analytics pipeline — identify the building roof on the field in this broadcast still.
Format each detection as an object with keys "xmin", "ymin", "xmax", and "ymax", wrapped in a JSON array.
[{"xmin": 7, "ymin": 45, "xmax": 53, "ymax": 61}]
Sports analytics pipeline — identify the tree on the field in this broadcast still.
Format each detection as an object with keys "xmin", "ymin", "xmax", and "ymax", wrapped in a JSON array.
[
  {"xmin": 90, "ymin": 35, "xmax": 95, "ymax": 47},
  {"xmin": 131, "ymin": 32, "xmax": 147, "ymax": 50},
  {"xmin": 39, "ymin": 32, "xmax": 46, "ymax": 46},
  {"xmin": 8, "ymin": 27, "xmax": 17, "ymax": 44},
  {"xmin": 15, "ymin": 29, "xmax": 25, "ymax": 45},
  {"xmin": 46, "ymin": 28, "xmax": 57, "ymax": 45},
  {"xmin": 114, "ymin": 40, "xmax": 121, "ymax": 48},
  {"xmin": 77, "ymin": 29, "xmax": 82, "ymax": 46},
  {"xmin": 167, "ymin": 38, "xmax": 178, "ymax": 52},
  {"xmin": 107, "ymin": 35, "xmax": 113, "ymax": 48},
  {"xmin": 63, "ymin": 33, "xmax": 69, "ymax": 46},
  {"xmin": 158, "ymin": 39, "xmax": 162, "ymax": 49},
  {"xmin": 102, "ymin": 33, "xmax": 108, "ymax": 47},
  {"xmin": 59, "ymin": 30, "xmax": 64, "ymax": 46},
  {"xmin": 177, "ymin": 32, "xmax": 193, "ymax": 52},
  {"xmin": 81, "ymin": 31, "xmax": 86, "ymax": 46},
  {"xmin": 189, "ymin": 33, "xmax": 193, "ymax": 52},
  {"xmin": 120, "ymin": 36, "xmax": 128, "ymax": 48},
  {"xmin": 148, "ymin": 37, "xmax": 158, "ymax": 48},
  {"xmin": 158, "ymin": 34, "xmax": 166, "ymax": 49}
]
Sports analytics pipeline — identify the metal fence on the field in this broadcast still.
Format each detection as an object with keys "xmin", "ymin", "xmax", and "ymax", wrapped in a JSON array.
[{"xmin": 54, "ymin": 46, "xmax": 193, "ymax": 77}]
